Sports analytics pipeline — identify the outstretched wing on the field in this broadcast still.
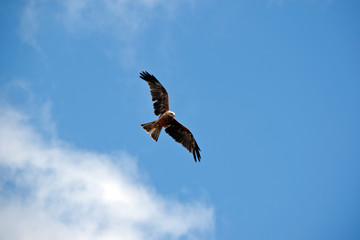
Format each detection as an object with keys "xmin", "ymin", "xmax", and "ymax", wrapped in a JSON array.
[
  {"xmin": 140, "ymin": 71, "xmax": 169, "ymax": 116},
  {"xmin": 165, "ymin": 119, "xmax": 201, "ymax": 162}
]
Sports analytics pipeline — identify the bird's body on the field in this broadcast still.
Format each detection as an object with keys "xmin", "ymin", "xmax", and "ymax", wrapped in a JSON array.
[
  {"xmin": 141, "ymin": 110, "xmax": 175, "ymax": 141},
  {"xmin": 139, "ymin": 71, "xmax": 201, "ymax": 162},
  {"xmin": 156, "ymin": 110, "xmax": 176, "ymax": 129}
]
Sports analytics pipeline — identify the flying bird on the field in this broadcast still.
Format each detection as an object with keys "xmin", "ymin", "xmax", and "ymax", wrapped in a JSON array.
[{"xmin": 140, "ymin": 71, "xmax": 201, "ymax": 162}]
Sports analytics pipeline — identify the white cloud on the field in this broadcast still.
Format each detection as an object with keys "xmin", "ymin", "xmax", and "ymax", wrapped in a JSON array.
[{"xmin": 0, "ymin": 104, "xmax": 214, "ymax": 240}]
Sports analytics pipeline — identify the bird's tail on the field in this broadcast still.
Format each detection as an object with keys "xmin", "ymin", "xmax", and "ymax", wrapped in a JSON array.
[
  {"xmin": 141, "ymin": 121, "xmax": 162, "ymax": 142},
  {"xmin": 141, "ymin": 121, "xmax": 156, "ymax": 133},
  {"xmin": 150, "ymin": 127, "xmax": 162, "ymax": 142}
]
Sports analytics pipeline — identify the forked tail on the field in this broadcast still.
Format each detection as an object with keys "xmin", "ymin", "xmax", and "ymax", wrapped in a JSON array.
[{"xmin": 141, "ymin": 121, "xmax": 162, "ymax": 142}]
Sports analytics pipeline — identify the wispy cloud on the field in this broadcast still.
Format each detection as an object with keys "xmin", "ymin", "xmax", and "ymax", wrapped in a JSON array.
[
  {"xmin": 19, "ymin": 0, "xmax": 189, "ymax": 48},
  {"xmin": 0, "ymin": 104, "xmax": 214, "ymax": 240},
  {"xmin": 19, "ymin": 0, "xmax": 40, "ymax": 49}
]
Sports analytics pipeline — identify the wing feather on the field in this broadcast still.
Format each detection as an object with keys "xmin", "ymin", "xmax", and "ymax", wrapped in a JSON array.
[
  {"xmin": 140, "ymin": 71, "xmax": 169, "ymax": 116},
  {"xmin": 165, "ymin": 119, "xmax": 201, "ymax": 162}
]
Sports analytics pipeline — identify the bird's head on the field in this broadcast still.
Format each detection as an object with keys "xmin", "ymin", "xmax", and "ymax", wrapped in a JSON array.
[{"xmin": 168, "ymin": 111, "xmax": 175, "ymax": 117}]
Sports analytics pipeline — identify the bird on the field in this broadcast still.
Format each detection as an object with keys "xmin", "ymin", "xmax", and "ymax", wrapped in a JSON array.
[{"xmin": 139, "ymin": 71, "xmax": 201, "ymax": 162}]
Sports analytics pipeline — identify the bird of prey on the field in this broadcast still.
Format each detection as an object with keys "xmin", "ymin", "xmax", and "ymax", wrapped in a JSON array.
[{"xmin": 140, "ymin": 71, "xmax": 201, "ymax": 162}]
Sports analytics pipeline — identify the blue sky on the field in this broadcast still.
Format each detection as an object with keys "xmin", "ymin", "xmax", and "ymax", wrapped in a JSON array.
[{"xmin": 0, "ymin": 0, "xmax": 359, "ymax": 239}]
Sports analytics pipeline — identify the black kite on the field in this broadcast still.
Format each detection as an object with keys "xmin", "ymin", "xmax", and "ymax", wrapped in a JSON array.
[{"xmin": 140, "ymin": 71, "xmax": 201, "ymax": 162}]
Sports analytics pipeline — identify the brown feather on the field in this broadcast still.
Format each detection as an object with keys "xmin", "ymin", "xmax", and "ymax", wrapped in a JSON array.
[
  {"xmin": 165, "ymin": 119, "xmax": 201, "ymax": 162},
  {"xmin": 140, "ymin": 71, "xmax": 169, "ymax": 116},
  {"xmin": 150, "ymin": 127, "xmax": 162, "ymax": 142},
  {"xmin": 141, "ymin": 121, "xmax": 156, "ymax": 133}
]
